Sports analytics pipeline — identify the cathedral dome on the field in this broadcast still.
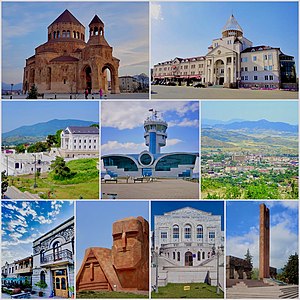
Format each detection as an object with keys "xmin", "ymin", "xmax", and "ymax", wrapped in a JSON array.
[{"xmin": 222, "ymin": 14, "xmax": 243, "ymax": 38}]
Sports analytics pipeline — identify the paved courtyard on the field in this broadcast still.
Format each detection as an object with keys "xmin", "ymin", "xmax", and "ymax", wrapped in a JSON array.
[
  {"xmin": 102, "ymin": 178, "xmax": 199, "ymax": 199},
  {"xmin": 151, "ymin": 85, "xmax": 298, "ymax": 99},
  {"xmin": 2, "ymin": 92, "xmax": 149, "ymax": 100}
]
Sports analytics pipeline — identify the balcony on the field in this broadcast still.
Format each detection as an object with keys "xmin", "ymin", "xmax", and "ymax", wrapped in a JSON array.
[
  {"xmin": 15, "ymin": 266, "xmax": 32, "ymax": 275},
  {"xmin": 40, "ymin": 249, "xmax": 73, "ymax": 267}
]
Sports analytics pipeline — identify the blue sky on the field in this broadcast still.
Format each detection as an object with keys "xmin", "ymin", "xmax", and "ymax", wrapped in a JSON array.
[
  {"xmin": 2, "ymin": 101, "xmax": 99, "ymax": 132},
  {"xmin": 202, "ymin": 101, "xmax": 299, "ymax": 125},
  {"xmin": 151, "ymin": 201, "xmax": 224, "ymax": 231},
  {"xmin": 152, "ymin": 2, "xmax": 298, "ymax": 71},
  {"xmin": 227, "ymin": 201, "xmax": 298, "ymax": 269},
  {"xmin": 76, "ymin": 201, "xmax": 149, "ymax": 272},
  {"xmin": 1, "ymin": 201, "xmax": 74, "ymax": 265},
  {"xmin": 101, "ymin": 101, "xmax": 199, "ymax": 155},
  {"xmin": 2, "ymin": 2, "xmax": 149, "ymax": 84}
]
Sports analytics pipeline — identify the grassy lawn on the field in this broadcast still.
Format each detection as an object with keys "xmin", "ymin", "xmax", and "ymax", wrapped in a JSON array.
[
  {"xmin": 151, "ymin": 283, "xmax": 224, "ymax": 298},
  {"xmin": 9, "ymin": 158, "xmax": 99, "ymax": 199},
  {"xmin": 77, "ymin": 291, "xmax": 148, "ymax": 298}
]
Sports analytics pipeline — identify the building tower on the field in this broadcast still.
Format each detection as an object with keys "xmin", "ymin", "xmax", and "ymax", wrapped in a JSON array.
[
  {"xmin": 87, "ymin": 15, "xmax": 109, "ymax": 46},
  {"xmin": 144, "ymin": 110, "xmax": 168, "ymax": 154},
  {"xmin": 222, "ymin": 14, "xmax": 243, "ymax": 38},
  {"xmin": 259, "ymin": 203, "xmax": 270, "ymax": 279}
]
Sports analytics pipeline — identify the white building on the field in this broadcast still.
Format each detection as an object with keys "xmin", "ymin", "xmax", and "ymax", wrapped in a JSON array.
[
  {"xmin": 119, "ymin": 76, "xmax": 139, "ymax": 92},
  {"xmin": 32, "ymin": 217, "xmax": 74, "ymax": 298},
  {"xmin": 153, "ymin": 15, "xmax": 296, "ymax": 89},
  {"xmin": 153, "ymin": 207, "xmax": 224, "ymax": 287},
  {"xmin": 60, "ymin": 126, "xmax": 99, "ymax": 158},
  {"xmin": 1, "ymin": 152, "xmax": 52, "ymax": 176}
]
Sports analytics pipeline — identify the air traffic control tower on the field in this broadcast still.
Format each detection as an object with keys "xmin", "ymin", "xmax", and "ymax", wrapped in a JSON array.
[{"xmin": 102, "ymin": 109, "xmax": 198, "ymax": 178}]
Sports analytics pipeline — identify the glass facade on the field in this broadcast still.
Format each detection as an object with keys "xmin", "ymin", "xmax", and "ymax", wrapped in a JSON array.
[
  {"xmin": 155, "ymin": 154, "xmax": 197, "ymax": 171},
  {"xmin": 140, "ymin": 153, "xmax": 152, "ymax": 165},
  {"xmin": 103, "ymin": 156, "xmax": 138, "ymax": 171}
]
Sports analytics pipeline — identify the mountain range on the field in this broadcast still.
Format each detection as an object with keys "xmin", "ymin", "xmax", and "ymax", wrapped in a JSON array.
[{"xmin": 3, "ymin": 119, "xmax": 98, "ymax": 145}]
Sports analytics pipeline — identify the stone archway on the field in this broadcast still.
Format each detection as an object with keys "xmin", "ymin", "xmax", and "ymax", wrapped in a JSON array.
[
  {"xmin": 84, "ymin": 66, "xmax": 92, "ymax": 93},
  {"xmin": 214, "ymin": 59, "xmax": 225, "ymax": 85},
  {"xmin": 185, "ymin": 251, "xmax": 193, "ymax": 266},
  {"xmin": 101, "ymin": 64, "xmax": 119, "ymax": 94}
]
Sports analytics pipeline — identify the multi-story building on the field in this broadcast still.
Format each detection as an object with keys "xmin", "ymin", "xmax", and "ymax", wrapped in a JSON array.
[
  {"xmin": 153, "ymin": 15, "xmax": 296, "ymax": 89},
  {"xmin": 32, "ymin": 217, "xmax": 74, "ymax": 298},
  {"xmin": 152, "ymin": 207, "xmax": 224, "ymax": 287},
  {"xmin": 119, "ymin": 76, "xmax": 139, "ymax": 92},
  {"xmin": 60, "ymin": 126, "xmax": 99, "ymax": 158}
]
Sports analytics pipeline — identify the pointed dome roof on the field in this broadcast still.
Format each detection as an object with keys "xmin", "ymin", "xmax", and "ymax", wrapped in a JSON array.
[
  {"xmin": 89, "ymin": 15, "xmax": 104, "ymax": 26},
  {"xmin": 222, "ymin": 14, "xmax": 243, "ymax": 34},
  {"xmin": 49, "ymin": 9, "xmax": 83, "ymax": 27}
]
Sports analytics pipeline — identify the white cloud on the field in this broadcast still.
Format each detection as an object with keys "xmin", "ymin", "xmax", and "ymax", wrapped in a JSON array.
[
  {"xmin": 101, "ymin": 101, "xmax": 198, "ymax": 130},
  {"xmin": 151, "ymin": 3, "xmax": 164, "ymax": 21},
  {"xmin": 102, "ymin": 140, "xmax": 146, "ymax": 154},
  {"xmin": 166, "ymin": 139, "xmax": 182, "ymax": 147},
  {"xmin": 169, "ymin": 118, "xmax": 199, "ymax": 127}
]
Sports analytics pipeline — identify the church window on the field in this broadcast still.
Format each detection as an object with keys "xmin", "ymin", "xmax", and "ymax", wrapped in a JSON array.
[
  {"xmin": 173, "ymin": 225, "xmax": 179, "ymax": 239},
  {"xmin": 184, "ymin": 224, "xmax": 192, "ymax": 239},
  {"xmin": 73, "ymin": 31, "xmax": 76, "ymax": 38},
  {"xmin": 57, "ymin": 31, "xmax": 60, "ymax": 38},
  {"xmin": 94, "ymin": 27, "xmax": 99, "ymax": 35},
  {"xmin": 53, "ymin": 31, "xmax": 56, "ymax": 39},
  {"xmin": 77, "ymin": 32, "xmax": 80, "ymax": 39},
  {"xmin": 67, "ymin": 30, "xmax": 70, "ymax": 38},
  {"xmin": 197, "ymin": 225, "xmax": 203, "ymax": 239},
  {"xmin": 62, "ymin": 30, "xmax": 66, "ymax": 38},
  {"xmin": 161, "ymin": 232, "xmax": 167, "ymax": 239}
]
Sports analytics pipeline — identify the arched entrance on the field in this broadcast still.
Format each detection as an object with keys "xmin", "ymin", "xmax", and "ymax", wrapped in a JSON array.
[
  {"xmin": 185, "ymin": 251, "xmax": 193, "ymax": 266},
  {"xmin": 214, "ymin": 59, "xmax": 225, "ymax": 85},
  {"xmin": 102, "ymin": 64, "xmax": 119, "ymax": 94},
  {"xmin": 84, "ymin": 66, "xmax": 92, "ymax": 93}
]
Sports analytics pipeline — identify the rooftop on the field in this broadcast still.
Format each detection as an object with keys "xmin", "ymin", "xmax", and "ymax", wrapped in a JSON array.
[
  {"xmin": 49, "ymin": 9, "xmax": 84, "ymax": 27},
  {"xmin": 222, "ymin": 14, "xmax": 243, "ymax": 34},
  {"xmin": 66, "ymin": 126, "xmax": 99, "ymax": 134}
]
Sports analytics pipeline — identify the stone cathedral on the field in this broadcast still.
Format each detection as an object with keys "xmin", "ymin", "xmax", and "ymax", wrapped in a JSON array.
[{"xmin": 23, "ymin": 9, "xmax": 120, "ymax": 95}]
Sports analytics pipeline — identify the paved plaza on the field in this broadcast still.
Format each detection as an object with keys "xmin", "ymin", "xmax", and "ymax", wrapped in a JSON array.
[
  {"xmin": 102, "ymin": 178, "xmax": 199, "ymax": 199},
  {"xmin": 151, "ymin": 85, "xmax": 298, "ymax": 99},
  {"xmin": 2, "ymin": 92, "xmax": 149, "ymax": 100}
]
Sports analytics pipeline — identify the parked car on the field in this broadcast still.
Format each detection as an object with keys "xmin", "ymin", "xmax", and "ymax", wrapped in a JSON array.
[{"xmin": 194, "ymin": 83, "xmax": 205, "ymax": 88}]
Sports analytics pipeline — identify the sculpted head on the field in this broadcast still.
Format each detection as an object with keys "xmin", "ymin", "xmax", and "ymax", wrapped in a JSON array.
[{"xmin": 112, "ymin": 216, "xmax": 149, "ymax": 270}]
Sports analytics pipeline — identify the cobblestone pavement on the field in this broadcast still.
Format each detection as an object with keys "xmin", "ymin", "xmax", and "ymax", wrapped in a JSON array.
[{"xmin": 151, "ymin": 85, "xmax": 298, "ymax": 99}]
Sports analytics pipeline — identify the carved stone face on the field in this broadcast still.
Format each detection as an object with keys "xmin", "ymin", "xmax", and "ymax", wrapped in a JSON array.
[{"xmin": 112, "ymin": 217, "xmax": 148, "ymax": 270}]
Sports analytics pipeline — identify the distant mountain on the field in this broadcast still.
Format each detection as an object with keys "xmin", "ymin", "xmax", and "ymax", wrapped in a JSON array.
[
  {"xmin": 202, "ymin": 118, "xmax": 245, "ymax": 126},
  {"xmin": 3, "ymin": 119, "xmax": 98, "ymax": 144},
  {"xmin": 214, "ymin": 119, "xmax": 298, "ymax": 133},
  {"xmin": 133, "ymin": 73, "xmax": 149, "ymax": 85},
  {"xmin": 2, "ymin": 82, "xmax": 23, "ymax": 90}
]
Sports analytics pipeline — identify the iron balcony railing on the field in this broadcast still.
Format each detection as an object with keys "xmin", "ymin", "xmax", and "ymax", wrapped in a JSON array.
[{"xmin": 40, "ymin": 249, "xmax": 72, "ymax": 264}]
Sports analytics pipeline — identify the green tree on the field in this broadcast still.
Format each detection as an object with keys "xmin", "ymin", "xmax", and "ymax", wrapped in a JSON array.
[
  {"xmin": 50, "ymin": 156, "xmax": 76, "ymax": 180},
  {"xmin": 1, "ymin": 171, "xmax": 8, "ymax": 198},
  {"xmin": 55, "ymin": 129, "xmax": 63, "ymax": 147},
  {"xmin": 15, "ymin": 144, "xmax": 26, "ymax": 153},
  {"xmin": 281, "ymin": 253, "xmax": 298, "ymax": 284},
  {"xmin": 26, "ymin": 84, "xmax": 38, "ymax": 99},
  {"xmin": 46, "ymin": 134, "xmax": 57, "ymax": 148},
  {"xmin": 27, "ymin": 141, "xmax": 48, "ymax": 153},
  {"xmin": 90, "ymin": 124, "xmax": 99, "ymax": 129},
  {"xmin": 244, "ymin": 248, "xmax": 253, "ymax": 267}
]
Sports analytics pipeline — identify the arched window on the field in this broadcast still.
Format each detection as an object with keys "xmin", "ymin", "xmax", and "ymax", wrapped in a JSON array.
[
  {"xmin": 53, "ymin": 241, "xmax": 61, "ymax": 261},
  {"xmin": 202, "ymin": 252, "xmax": 205, "ymax": 260},
  {"xmin": 90, "ymin": 28, "xmax": 93, "ymax": 36},
  {"xmin": 66, "ymin": 30, "xmax": 70, "ymax": 38},
  {"xmin": 40, "ymin": 250, "xmax": 45, "ymax": 263},
  {"xmin": 77, "ymin": 32, "xmax": 80, "ymax": 39},
  {"xmin": 177, "ymin": 252, "xmax": 180, "ymax": 261},
  {"xmin": 94, "ymin": 27, "xmax": 98, "ymax": 35},
  {"xmin": 40, "ymin": 271, "xmax": 46, "ymax": 284},
  {"xmin": 62, "ymin": 30, "xmax": 66, "ymax": 38},
  {"xmin": 57, "ymin": 31, "xmax": 60, "ymax": 38},
  {"xmin": 184, "ymin": 224, "xmax": 192, "ymax": 239},
  {"xmin": 73, "ymin": 31, "xmax": 76, "ymax": 38},
  {"xmin": 173, "ymin": 252, "xmax": 175, "ymax": 260},
  {"xmin": 173, "ymin": 225, "xmax": 179, "ymax": 239},
  {"xmin": 197, "ymin": 251, "xmax": 201, "ymax": 261},
  {"xmin": 197, "ymin": 225, "xmax": 203, "ymax": 239},
  {"xmin": 53, "ymin": 31, "xmax": 56, "ymax": 39},
  {"xmin": 100, "ymin": 28, "xmax": 103, "ymax": 36}
]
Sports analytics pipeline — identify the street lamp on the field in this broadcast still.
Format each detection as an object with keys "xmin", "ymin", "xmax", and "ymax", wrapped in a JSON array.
[
  {"xmin": 32, "ymin": 154, "xmax": 38, "ymax": 188},
  {"xmin": 10, "ymin": 83, "xmax": 14, "ymax": 95}
]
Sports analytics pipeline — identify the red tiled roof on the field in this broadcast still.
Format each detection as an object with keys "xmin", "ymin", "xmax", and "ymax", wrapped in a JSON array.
[
  {"xmin": 49, "ymin": 9, "xmax": 83, "ymax": 27},
  {"xmin": 89, "ymin": 15, "xmax": 104, "ymax": 26}
]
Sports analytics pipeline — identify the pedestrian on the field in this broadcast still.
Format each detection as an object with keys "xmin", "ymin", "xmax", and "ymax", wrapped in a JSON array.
[
  {"xmin": 84, "ymin": 88, "xmax": 89, "ymax": 99},
  {"xmin": 99, "ymin": 88, "xmax": 103, "ymax": 99}
]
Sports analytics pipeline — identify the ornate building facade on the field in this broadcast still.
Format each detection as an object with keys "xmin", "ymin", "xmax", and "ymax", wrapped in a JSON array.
[
  {"xmin": 32, "ymin": 217, "xmax": 74, "ymax": 298},
  {"xmin": 153, "ymin": 15, "xmax": 296, "ymax": 89},
  {"xmin": 23, "ymin": 10, "xmax": 120, "ymax": 94}
]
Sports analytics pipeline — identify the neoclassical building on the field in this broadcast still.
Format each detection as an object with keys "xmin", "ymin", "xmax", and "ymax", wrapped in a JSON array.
[
  {"xmin": 60, "ymin": 126, "xmax": 99, "ymax": 158},
  {"xmin": 152, "ymin": 207, "xmax": 224, "ymax": 286},
  {"xmin": 153, "ymin": 15, "xmax": 296, "ymax": 89},
  {"xmin": 23, "ymin": 9, "xmax": 120, "ymax": 94},
  {"xmin": 32, "ymin": 217, "xmax": 74, "ymax": 298}
]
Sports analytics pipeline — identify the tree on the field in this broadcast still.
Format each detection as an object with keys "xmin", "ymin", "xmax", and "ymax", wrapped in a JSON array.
[
  {"xmin": 26, "ymin": 84, "xmax": 38, "ymax": 99},
  {"xmin": 46, "ymin": 134, "xmax": 57, "ymax": 148},
  {"xmin": 27, "ymin": 141, "xmax": 48, "ymax": 153},
  {"xmin": 55, "ymin": 129, "xmax": 63, "ymax": 147},
  {"xmin": 281, "ymin": 253, "xmax": 298, "ymax": 284},
  {"xmin": 244, "ymin": 248, "xmax": 253, "ymax": 267},
  {"xmin": 90, "ymin": 124, "xmax": 99, "ymax": 129},
  {"xmin": 15, "ymin": 144, "xmax": 26, "ymax": 153},
  {"xmin": 1, "ymin": 171, "xmax": 8, "ymax": 199},
  {"xmin": 50, "ymin": 156, "xmax": 76, "ymax": 180}
]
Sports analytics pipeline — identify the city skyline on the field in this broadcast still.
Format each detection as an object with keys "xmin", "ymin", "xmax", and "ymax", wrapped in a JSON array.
[
  {"xmin": 1, "ymin": 201, "xmax": 74, "ymax": 265},
  {"xmin": 152, "ymin": 2, "xmax": 298, "ymax": 70},
  {"xmin": 2, "ymin": 101, "xmax": 99, "ymax": 132},
  {"xmin": 227, "ymin": 201, "xmax": 298, "ymax": 269},
  {"xmin": 2, "ymin": 2, "xmax": 149, "ymax": 84}
]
